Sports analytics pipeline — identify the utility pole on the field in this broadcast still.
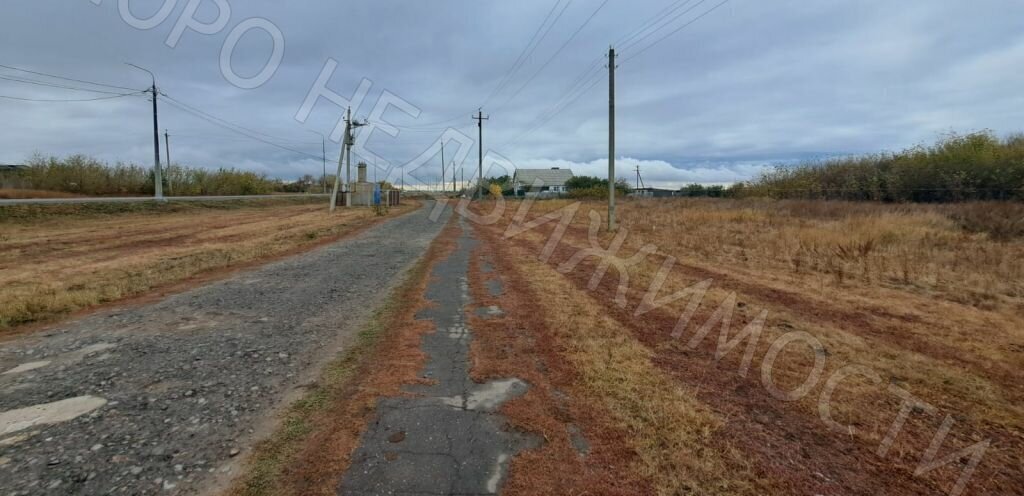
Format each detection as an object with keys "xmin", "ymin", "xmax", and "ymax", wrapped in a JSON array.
[
  {"xmin": 127, "ymin": 63, "xmax": 162, "ymax": 199},
  {"xmin": 164, "ymin": 130, "xmax": 172, "ymax": 196},
  {"xmin": 307, "ymin": 130, "xmax": 327, "ymax": 193},
  {"xmin": 345, "ymin": 107, "xmax": 353, "ymax": 196},
  {"xmin": 473, "ymin": 109, "xmax": 489, "ymax": 200},
  {"xmin": 607, "ymin": 47, "xmax": 617, "ymax": 231},
  {"xmin": 461, "ymin": 167, "xmax": 464, "ymax": 193},
  {"xmin": 329, "ymin": 107, "xmax": 365, "ymax": 211},
  {"xmin": 440, "ymin": 142, "xmax": 445, "ymax": 194},
  {"xmin": 451, "ymin": 161, "xmax": 456, "ymax": 193},
  {"xmin": 635, "ymin": 164, "xmax": 645, "ymax": 190}
]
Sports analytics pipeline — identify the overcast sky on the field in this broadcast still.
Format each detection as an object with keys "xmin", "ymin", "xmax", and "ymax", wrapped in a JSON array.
[{"xmin": 1, "ymin": 0, "xmax": 1022, "ymax": 188}]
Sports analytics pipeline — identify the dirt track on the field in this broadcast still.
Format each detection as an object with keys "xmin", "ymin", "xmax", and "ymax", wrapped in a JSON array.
[{"xmin": 0, "ymin": 202, "xmax": 449, "ymax": 495}]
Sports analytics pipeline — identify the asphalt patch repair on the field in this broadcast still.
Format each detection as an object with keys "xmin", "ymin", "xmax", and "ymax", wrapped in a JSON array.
[{"xmin": 339, "ymin": 215, "xmax": 539, "ymax": 495}]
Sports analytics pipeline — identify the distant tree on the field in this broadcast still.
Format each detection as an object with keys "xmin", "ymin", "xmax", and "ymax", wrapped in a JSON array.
[{"xmin": 566, "ymin": 175, "xmax": 605, "ymax": 190}]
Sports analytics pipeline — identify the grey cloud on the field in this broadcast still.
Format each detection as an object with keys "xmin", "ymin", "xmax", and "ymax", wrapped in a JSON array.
[{"xmin": 2, "ymin": 0, "xmax": 1021, "ymax": 188}]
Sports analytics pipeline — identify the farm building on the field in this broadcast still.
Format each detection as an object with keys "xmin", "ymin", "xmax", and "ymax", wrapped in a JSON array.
[{"xmin": 512, "ymin": 167, "xmax": 574, "ymax": 196}]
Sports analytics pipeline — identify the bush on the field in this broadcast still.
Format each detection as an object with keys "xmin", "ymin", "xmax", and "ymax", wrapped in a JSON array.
[
  {"xmin": 6, "ymin": 155, "xmax": 288, "ymax": 197},
  {"xmin": 729, "ymin": 132, "xmax": 1024, "ymax": 202}
]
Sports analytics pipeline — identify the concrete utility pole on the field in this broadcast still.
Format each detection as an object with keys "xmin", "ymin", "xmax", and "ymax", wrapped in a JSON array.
[
  {"xmin": 164, "ymin": 130, "xmax": 172, "ymax": 196},
  {"xmin": 451, "ymin": 161, "xmax": 456, "ymax": 193},
  {"xmin": 607, "ymin": 47, "xmax": 617, "ymax": 231},
  {"xmin": 440, "ymin": 142, "xmax": 445, "ymax": 194},
  {"xmin": 473, "ymin": 109, "xmax": 489, "ymax": 200},
  {"xmin": 127, "ymin": 63, "xmax": 162, "ymax": 199},
  {"xmin": 635, "ymin": 164, "xmax": 645, "ymax": 190},
  {"xmin": 329, "ymin": 107, "xmax": 366, "ymax": 212}
]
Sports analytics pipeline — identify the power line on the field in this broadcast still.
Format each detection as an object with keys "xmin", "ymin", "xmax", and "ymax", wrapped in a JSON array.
[
  {"xmin": 500, "ymin": 0, "xmax": 730, "ymax": 149},
  {"xmin": 0, "ymin": 63, "xmax": 140, "ymax": 92},
  {"xmin": 161, "ymin": 93, "xmax": 304, "ymax": 142},
  {"xmin": 161, "ymin": 97, "xmax": 322, "ymax": 160},
  {"xmin": 0, "ymin": 75, "xmax": 142, "ymax": 95},
  {"xmin": 496, "ymin": 0, "xmax": 610, "ymax": 111},
  {"xmin": 386, "ymin": 0, "xmax": 572, "ymax": 131},
  {"xmin": 0, "ymin": 91, "xmax": 146, "ymax": 102},
  {"xmin": 482, "ymin": 0, "xmax": 573, "ymax": 108},
  {"xmin": 501, "ymin": 70, "xmax": 604, "ymax": 148},
  {"xmin": 620, "ymin": 0, "xmax": 711, "ymax": 52},
  {"xmin": 614, "ymin": 0, "xmax": 697, "ymax": 48},
  {"xmin": 623, "ymin": 0, "xmax": 731, "ymax": 61}
]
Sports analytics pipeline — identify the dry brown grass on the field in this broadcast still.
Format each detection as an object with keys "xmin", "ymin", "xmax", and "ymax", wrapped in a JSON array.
[
  {"xmin": 471, "ymin": 217, "xmax": 765, "ymax": 495},
  {"xmin": 472, "ymin": 197, "xmax": 1024, "ymax": 494},
  {"xmin": 0, "ymin": 201, "xmax": 414, "ymax": 333}
]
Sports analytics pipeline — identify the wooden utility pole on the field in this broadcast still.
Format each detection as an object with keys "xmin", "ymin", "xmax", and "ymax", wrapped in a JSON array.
[
  {"xmin": 473, "ymin": 109, "xmax": 489, "ymax": 200},
  {"xmin": 607, "ymin": 47, "xmax": 617, "ymax": 231}
]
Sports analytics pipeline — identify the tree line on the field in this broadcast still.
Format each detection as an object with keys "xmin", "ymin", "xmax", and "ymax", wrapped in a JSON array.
[
  {"xmin": 0, "ymin": 155, "xmax": 325, "ymax": 196},
  {"xmin": 730, "ymin": 132, "xmax": 1024, "ymax": 202}
]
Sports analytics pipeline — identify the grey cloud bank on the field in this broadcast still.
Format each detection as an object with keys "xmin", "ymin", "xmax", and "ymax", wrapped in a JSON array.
[{"xmin": 1, "ymin": 0, "xmax": 1021, "ymax": 188}]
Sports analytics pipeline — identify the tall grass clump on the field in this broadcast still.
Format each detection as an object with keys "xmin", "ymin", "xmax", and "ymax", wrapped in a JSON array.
[{"xmin": 731, "ymin": 132, "xmax": 1024, "ymax": 202}]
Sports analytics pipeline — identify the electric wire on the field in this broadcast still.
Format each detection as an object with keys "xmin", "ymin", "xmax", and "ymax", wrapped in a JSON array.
[
  {"xmin": 0, "ymin": 75, "xmax": 144, "ymax": 95},
  {"xmin": 0, "ymin": 91, "xmax": 147, "ymax": 102},
  {"xmin": 614, "ymin": 0, "xmax": 697, "ymax": 48},
  {"xmin": 481, "ymin": 0, "xmax": 573, "ymax": 108},
  {"xmin": 622, "ymin": 0, "xmax": 731, "ymax": 61},
  {"xmin": 495, "ymin": 0, "xmax": 610, "ymax": 112},
  {"xmin": 161, "ymin": 97, "xmax": 323, "ymax": 160},
  {"xmin": 0, "ymin": 63, "xmax": 141, "ymax": 92}
]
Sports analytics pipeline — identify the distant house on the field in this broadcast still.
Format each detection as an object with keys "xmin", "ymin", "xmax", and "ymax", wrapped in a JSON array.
[
  {"xmin": 512, "ymin": 167, "xmax": 574, "ymax": 196},
  {"xmin": 0, "ymin": 164, "xmax": 27, "ymax": 172},
  {"xmin": 630, "ymin": 187, "xmax": 677, "ymax": 198}
]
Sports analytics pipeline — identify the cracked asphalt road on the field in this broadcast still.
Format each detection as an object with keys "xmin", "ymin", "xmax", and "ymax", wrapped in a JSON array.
[
  {"xmin": 0, "ymin": 201, "xmax": 450, "ymax": 495},
  {"xmin": 339, "ymin": 215, "xmax": 538, "ymax": 496}
]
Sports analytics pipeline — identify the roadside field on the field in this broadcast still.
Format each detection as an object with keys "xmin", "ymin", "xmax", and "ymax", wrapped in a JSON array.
[
  {"xmin": 468, "ymin": 198, "xmax": 1023, "ymax": 495},
  {"xmin": 0, "ymin": 199, "xmax": 414, "ymax": 333}
]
